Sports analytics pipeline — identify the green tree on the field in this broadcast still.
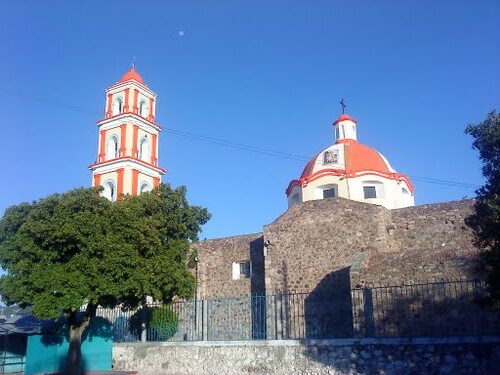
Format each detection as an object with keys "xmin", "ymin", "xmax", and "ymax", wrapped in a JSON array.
[
  {"xmin": 0, "ymin": 184, "xmax": 210, "ymax": 374},
  {"xmin": 465, "ymin": 111, "xmax": 500, "ymax": 307}
]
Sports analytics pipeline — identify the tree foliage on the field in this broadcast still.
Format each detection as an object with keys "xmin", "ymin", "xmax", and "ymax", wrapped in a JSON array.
[
  {"xmin": 0, "ymin": 184, "xmax": 210, "ymax": 373},
  {"xmin": 465, "ymin": 111, "xmax": 500, "ymax": 306}
]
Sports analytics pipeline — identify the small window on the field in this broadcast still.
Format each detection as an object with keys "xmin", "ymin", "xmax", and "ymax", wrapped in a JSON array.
[
  {"xmin": 363, "ymin": 186, "xmax": 377, "ymax": 199},
  {"xmin": 232, "ymin": 261, "xmax": 251, "ymax": 280},
  {"xmin": 112, "ymin": 97, "xmax": 123, "ymax": 115},
  {"xmin": 106, "ymin": 136, "xmax": 119, "ymax": 160},
  {"xmin": 323, "ymin": 188, "xmax": 336, "ymax": 199},
  {"xmin": 102, "ymin": 180, "xmax": 116, "ymax": 202},
  {"xmin": 139, "ymin": 182, "xmax": 152, "ymax": 194},
  {"xmin": 402, "ymin": 187, "xmax": 409, "ymax": 195},
  {"xmin": 323, "ymin": 150, "xmax": 338, "ymax": 165},
  {"xmin": 139, "ymin": 137, "xmax": 150, "ymax": 162},
  {"xmin": 139, "ymin": 100, "xmax": 148, "ymax": 117}
]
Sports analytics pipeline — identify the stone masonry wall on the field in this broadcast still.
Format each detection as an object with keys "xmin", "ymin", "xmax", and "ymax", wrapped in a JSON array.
[
  {"xmin": 195, "ymin": 198, "xmax": 481, "ymax": 299},
  {"xmin": 360, "ymin": 199, "xmax": 480, "ymax": 286},
  {"xmin": 263, "ymin": 198, "xmax": 391, "ymax": 294},
  {"xmin": 263, "ymin": 198, "xmax": 481, "ymax": 295},
  {"xmin": 193, "ymin": 233, "xmax": 264, "ymax": 298},
  {"xmin": 113, "ymin": 337, "xmax": 500, "ymax": 375}
]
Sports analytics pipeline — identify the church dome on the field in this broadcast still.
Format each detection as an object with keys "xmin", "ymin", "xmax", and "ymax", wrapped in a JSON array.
[
  {"xmin": 119, "ymin": 67, "xmax": 144, "ymax": 84},
  {"xmin": 286, "ymin": 113, "xmax": 414, "ymax": 210}
]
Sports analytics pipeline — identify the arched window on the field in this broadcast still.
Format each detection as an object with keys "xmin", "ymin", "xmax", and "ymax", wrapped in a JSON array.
[
  {"xmin": 102, "ymin": 180, "xmax": 116, "ymax": 202},
  {"xmin": 112, "ymin": 97, "xmax": 123, "ymax": 115},
  {"xmin": 139, "ymin": 137, "xmax": 150, "ymax": 162},
  {"xmin": 139, "ymin": 182, "xmax": 152, "ymax": 194},
  {"xmin": 139, "ymin": 100, "xmax": 148, "ymax": 117},
  {"xmin": 106, "ymin": 135, "xmax": 119, "ymax": 160}
]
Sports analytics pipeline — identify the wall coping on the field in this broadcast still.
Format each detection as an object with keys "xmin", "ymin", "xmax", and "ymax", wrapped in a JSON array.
[{"xmin": 114, "ymin": 335, "xmax": 500, "ymax": 348}]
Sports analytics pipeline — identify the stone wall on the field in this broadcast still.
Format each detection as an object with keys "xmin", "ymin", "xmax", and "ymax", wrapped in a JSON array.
[
  {"xmin": 113, "ymin": 337, "xmax": 500, "ymax": 374},
  {"xmin": 263, "ymin": 198, "xmax": 388, "ymax": 294},
  {"xmin": 195, "ymin": 198, "xmax": 481, "ymax": 299},
  {"xmin": 193, "ymin": 233, "xmax": 264, "ymax": 298},
  {"xmin": 359, "ymin": 199, "xmax": 480, "ymax": 286},
  {"xmin": 263, "ymin": 198, "xmax": 481, "ymax": 295}
]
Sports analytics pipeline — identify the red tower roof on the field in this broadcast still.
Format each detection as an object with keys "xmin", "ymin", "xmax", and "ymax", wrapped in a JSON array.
[
  {"xmin": 333, "ymin": 113, "xmax": 357, "ymax": 125},
  {"xmin": 119, "ymin": 68, "xmax": 144, "ymax": 84}
]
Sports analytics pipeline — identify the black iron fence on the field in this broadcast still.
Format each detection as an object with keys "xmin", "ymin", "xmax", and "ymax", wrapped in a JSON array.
[{"xmin": 101, "ymin": 279, "xmax": 500, "ymax": 342}]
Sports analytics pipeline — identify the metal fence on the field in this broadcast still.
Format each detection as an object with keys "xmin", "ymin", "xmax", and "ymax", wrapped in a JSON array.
[{"xmin": 103, "ymin": 279, "xmax": 500, "ymax": 343}]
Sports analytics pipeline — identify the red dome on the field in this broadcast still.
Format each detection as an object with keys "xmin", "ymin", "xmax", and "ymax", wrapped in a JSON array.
[
  {"xmin": 287, "ymin": 139, "xmax": 415, "ymax": 196},
  {"xmin": 299, "ymin": 140, "xmax": 390, "ymax": 180},
  {"xmin": 343, "ymin": 140, "xmax": 390, "ymax": 174},
  {"xmin": 119, "ymin": 68, "xmax": 144, "ymax": 84}
]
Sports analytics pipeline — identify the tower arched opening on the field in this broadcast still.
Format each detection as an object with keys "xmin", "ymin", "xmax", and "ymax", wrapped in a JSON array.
[
  {"xmin": 112, "ymin": 97, "xmax": 124, "ymax": 115},
  {"xmin": 106, "ymin": 135, "xmax": 119, "ymax": 160},
  {"xmin": 139, "ymin": 137, "xmax": 150, "ymax": 162}
]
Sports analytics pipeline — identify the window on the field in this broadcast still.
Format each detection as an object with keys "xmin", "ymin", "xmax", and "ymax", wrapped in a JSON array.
[
  {"xmin": 402, "ymin": 187, "xmax": 409, "ymax": 195},
  {"xmin": 106, "ymin": 136, "xmax": 119, "ymax": 160},
  {"xmin": 139, "ymin": 182, "xmax": 152, "ymax": 194},
  {"xmin": 323, "ymin": 150, "xmax": 338, "ymax": 165},
  {"xmin": 139, "ymin": 100, "xmax": 147, "ymax": 117},
  {"xmin": 139, "ymin": 137, "xmax": 150, "ymax": 162},
  {"xmin": 317, "ymin": 184, "xmax": 338, "ymax": 200},
  {"xmin": 232, "ymin": 261, "xmax": 251, "ymax": 280},
  {"xmin": 102, "ymin": 180, "xmax": 116, "ymax": 202},
  {"xmin": 323, "ymin": 188, "xmax": 336, "ymax": 199},
  {"xmin": 363, "ymin": 186, "xmax": 377, "ymax": 199},
  {"xmin": 112, "ymin": 97, "xmax": 123, "ymax": 115}
]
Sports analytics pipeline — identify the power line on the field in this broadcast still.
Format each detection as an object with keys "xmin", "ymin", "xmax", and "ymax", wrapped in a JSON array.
[{"xmin": 0, "ymin": 88, "xmax": 481, "ymax": 190}]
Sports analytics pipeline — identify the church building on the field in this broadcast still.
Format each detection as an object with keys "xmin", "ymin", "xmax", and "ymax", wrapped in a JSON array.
[
  {"xmin": 89, "ymin": 68, "xmax": 166, "ymax": 201},
  {"xmin": 88, "ymin": 69, "xmax": 479, "ymax": 302},
  {"xmin": 286, "ymin": 113, "xmax": 414, "ymax": 209}
]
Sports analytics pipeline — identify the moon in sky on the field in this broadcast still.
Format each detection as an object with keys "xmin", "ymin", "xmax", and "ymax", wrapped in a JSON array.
[{"xmin": 178, "ymin": 31, "xmax": 185, "ymax": 37}]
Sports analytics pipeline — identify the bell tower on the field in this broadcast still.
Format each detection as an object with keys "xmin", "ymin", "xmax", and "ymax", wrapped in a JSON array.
[{"xmin": 89, "ymin": 67, "xmax": 166, "ymax": 200}]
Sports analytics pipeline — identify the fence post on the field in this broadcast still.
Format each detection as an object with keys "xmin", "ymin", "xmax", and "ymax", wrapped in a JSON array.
[
  {"xmin": 474, "ymin": 280, "xmax": 483, "ymax": 336},
  {"xmin": 202, "ymin": 299, "xmax": 208, "ymax": 341},
  {"xmin": 275, "ymin": 294, "xmax": 283, "ymax": 340},
  {"xmin": 140, "ymin": 306, "xmax": 147, "ymax": 342},
  {"xmin": 363, "ymin": 288, "xmax": 375, "ymax": 337}
]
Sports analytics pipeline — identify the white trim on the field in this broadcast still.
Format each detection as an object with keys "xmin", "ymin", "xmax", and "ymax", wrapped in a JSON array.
[
  {"xmin": 106, "ymin": 81, "xmax": 157, "ymax": 98},
  {"xmin": 91, "ymin": 159, "xmax": 163, "ymax": 178},
  {"xmin": 97, "ymin": 113, "xmax": 161, "ymax": 133}
]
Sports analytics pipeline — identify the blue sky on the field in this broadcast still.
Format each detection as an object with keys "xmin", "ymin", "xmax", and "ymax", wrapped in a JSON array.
[{"xmin": 0, "ymin": 1, "xmax": 498, "ymax": 239}]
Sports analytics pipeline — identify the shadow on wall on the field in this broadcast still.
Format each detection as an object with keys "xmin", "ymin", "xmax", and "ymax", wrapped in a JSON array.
[
  {"xmin": 303, "ymin": 267, "xmax": 354, "ymax": 339},
  {"xmin": 303, "ymin": 273, "xmax": 500, "ymax": 371},
  {"xmin": 250, "ymin": 236, "xmax": 266, "ymax": 339}
]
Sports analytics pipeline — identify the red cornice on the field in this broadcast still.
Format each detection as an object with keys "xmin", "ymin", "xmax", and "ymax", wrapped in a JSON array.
[
  {"xmin": 97, "ymin": 112, "xmax": 162, "ymax": 131},
  {"xmin": 88, "ymin": 156, "xmax": 166, "ymax": 174}
]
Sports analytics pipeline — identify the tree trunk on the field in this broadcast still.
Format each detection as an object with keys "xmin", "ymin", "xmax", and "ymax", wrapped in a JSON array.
[{"xmin": 66, "ymin": 304, "xmax": 97, "ymax": 375}]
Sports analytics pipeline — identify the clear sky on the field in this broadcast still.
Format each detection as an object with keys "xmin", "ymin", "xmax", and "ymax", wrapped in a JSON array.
[{"xmin": 0, "ymin": 1, "xmax": 498, "ymax": 239}]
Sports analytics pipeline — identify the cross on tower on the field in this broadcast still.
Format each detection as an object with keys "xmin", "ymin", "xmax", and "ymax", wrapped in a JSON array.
[
  {"xmin": 340, "ymin": 98, "xmax": 347, "ymax": 114},
  {"xmin": 132, "ymin": 56, "xmax": 136, "ymax": 69}
]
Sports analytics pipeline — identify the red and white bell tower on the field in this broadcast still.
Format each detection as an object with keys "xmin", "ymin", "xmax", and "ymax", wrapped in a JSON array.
[{"xmin": 89, "ymin": 67, "xmax": 166, "ymax": 200}]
